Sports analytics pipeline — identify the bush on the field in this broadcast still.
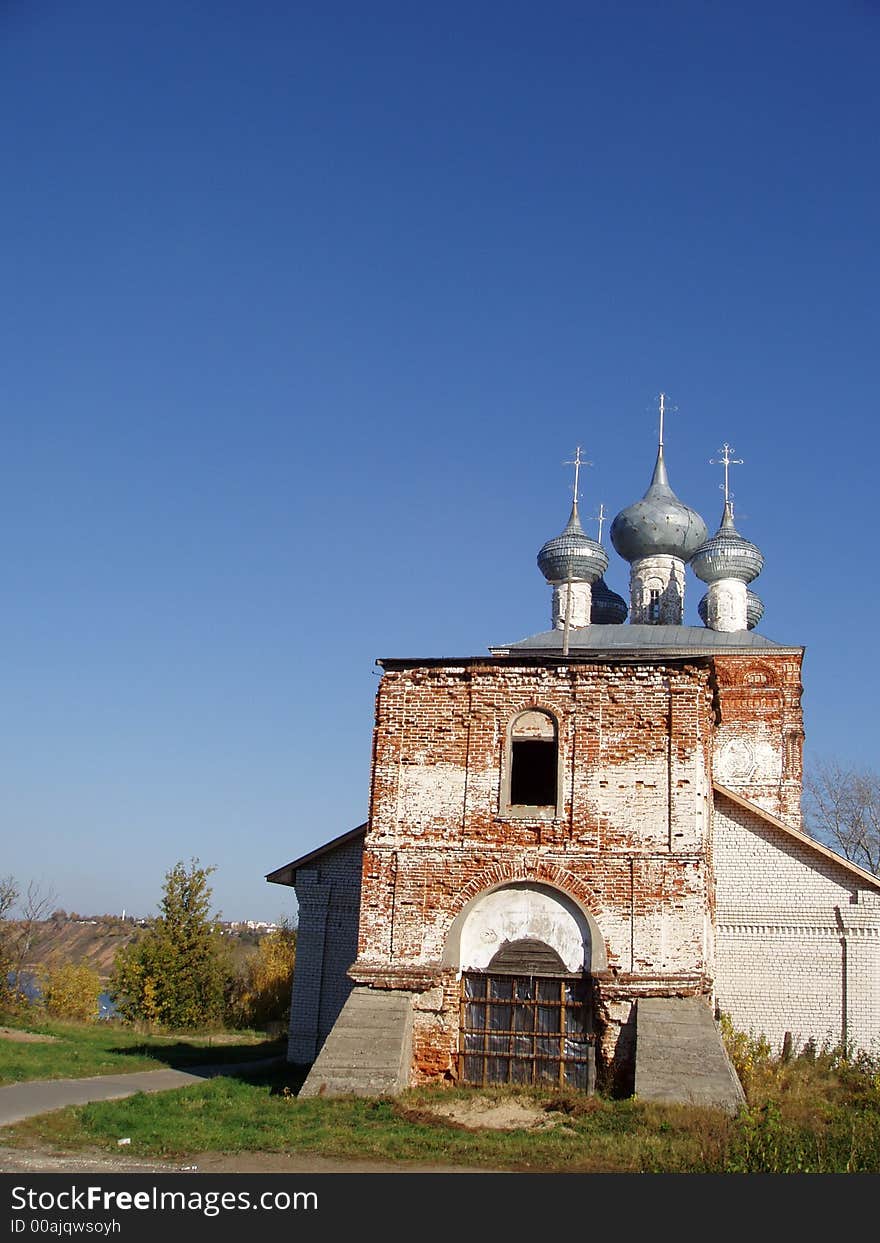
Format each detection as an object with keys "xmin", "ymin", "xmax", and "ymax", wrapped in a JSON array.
[
  {"xmin": 40, "ymin": 963, "xmax": 102, "ymax": 1022},
  {"xmin": 227, "ymin": 921, "xmax": 296, "ymax": 1030}
]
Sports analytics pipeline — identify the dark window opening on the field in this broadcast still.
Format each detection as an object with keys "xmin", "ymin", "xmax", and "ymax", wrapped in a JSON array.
[
  {"xmin": 648, "ymin": 588, "xmax": 661, "ymax": 622},
  {"xmin": 510, "ymin": 739, "xmax": 557, "ymax": 806}
]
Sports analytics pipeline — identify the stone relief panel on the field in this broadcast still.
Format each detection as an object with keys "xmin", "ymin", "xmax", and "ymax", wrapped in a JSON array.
[{"xmin": 717, "ymin": 737, "xmax": 757, "ymax": 783}]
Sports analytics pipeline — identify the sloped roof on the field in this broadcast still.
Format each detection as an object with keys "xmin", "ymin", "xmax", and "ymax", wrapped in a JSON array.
[
  {"xmin": 266, "ymin": 823, "xmax": 367, "ymax": 888},
  {"xmin": 713, "ymin": 783, "xmax": 880, "ymax": 892},
  {"xmin": 492, "ymin": 624, "xmax": 801, "ymax": 658}
]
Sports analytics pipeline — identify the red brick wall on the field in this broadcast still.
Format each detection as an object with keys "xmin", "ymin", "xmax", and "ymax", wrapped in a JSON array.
[
  {"xmin": 352, "ymin": 658, "xmax": 727, "ymax": 1085},
  {"xmin": 712, "ymin": 652, "xmax": 804, "ymax": 825}
]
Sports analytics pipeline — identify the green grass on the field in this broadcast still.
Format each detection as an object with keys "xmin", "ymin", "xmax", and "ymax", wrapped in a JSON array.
[
  {"xmin": 0, "ymin": 1016, "xmax": 283, "ymax": 1085},
  {"xmin": 3, "ymin": 1019, "xmax": 879, "ymax": 1173},
  {"xmin": 0, "ymin": 1073, "xmax": 732, "ymax": 1172},
  {"xmin": 3, "ymin": 1058, "xmax": 879, "ymax": 1173}
]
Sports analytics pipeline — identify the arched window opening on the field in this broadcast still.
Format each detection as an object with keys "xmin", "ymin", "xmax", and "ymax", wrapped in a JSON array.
[
  {"xmin": 509, "ymin": 710, "xmax": 558, "ymax": 808},
  {"xmin": 488, "ymin": 938, "xmax": 567, "ymax": 975}
]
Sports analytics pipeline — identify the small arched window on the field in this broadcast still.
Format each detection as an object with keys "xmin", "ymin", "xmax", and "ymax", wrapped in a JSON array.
[{"xmin": 503, "ymin": 709, "xmax": 559, "ymax": 815}]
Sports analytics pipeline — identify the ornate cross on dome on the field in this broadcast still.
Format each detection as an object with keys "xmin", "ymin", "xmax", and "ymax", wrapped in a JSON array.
[
  {"xmin": 710, "ymin": 443, "xmax": 744, "ymax": 506},
  {"xmin": 563, "ymin": 446, "xmax": 592, "ymax": 505}
]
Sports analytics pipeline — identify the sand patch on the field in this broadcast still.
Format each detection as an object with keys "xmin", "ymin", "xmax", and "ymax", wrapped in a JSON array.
[
  {"xmin": 416, "ymin": 1096, "xmax": 564, "ymax": 1131},
  {"xmin": 0, "ymin": 1027, "xmax": 58, "ymax": 1044}
]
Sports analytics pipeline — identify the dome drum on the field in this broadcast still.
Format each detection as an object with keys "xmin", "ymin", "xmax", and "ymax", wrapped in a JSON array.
[{"xmin": 698, "ymin": 587, "xmax": 764, "ymax": 631}]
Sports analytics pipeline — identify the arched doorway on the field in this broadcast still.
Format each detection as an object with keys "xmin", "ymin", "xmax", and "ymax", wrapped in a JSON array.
[{"xmin": 453, "ymin": 884, "xmax": 598, "ymax": 1091}]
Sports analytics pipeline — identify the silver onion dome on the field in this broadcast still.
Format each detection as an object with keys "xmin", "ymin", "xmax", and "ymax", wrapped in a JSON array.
[
  {"xmin": 610, "ymin": 448, "xmax": 708, "ymax": 563},
  {"xmin": 537, "ymin": 502, "xmax": 608, "ymax": 584},
  {"xmin": 590, "ymin": 577, "xmax": 628, "ymax": 624},
  {"xmin": 698, "ymin": 588, "xmax": 765, "ymax": 630},
  {"xmin": 691, "ymin": 503, "xmax": 764, "ymax": 585}
]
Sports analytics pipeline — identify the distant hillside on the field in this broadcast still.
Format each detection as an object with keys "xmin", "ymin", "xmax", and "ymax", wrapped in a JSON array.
[
  {"xmin": 13, "ymin": 917, "xmax": 145, "ymax": 982},
  {"xmin": 11, "ymin": 916, "xmax": 263, "ymax": 983}
]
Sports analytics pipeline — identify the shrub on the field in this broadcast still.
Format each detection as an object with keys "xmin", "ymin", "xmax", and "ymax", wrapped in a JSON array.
[
  {"xmin": 40, "ymin": 962, "xmax": 102, "ymax": 1022},
  {"xmin": 227, "ymin": 921, "xmax": 296, "ymax": 1030}
]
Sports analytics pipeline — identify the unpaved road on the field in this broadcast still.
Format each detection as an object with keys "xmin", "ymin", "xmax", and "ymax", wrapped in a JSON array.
[{"xmin": 0, "ymin": 1143, "xmax": 496, "ymax": 1175}]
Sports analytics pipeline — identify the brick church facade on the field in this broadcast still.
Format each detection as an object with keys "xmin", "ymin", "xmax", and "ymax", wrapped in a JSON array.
[{"xmin": 269, "ymin": 429, "xmax": 880, "ymax": 1098}]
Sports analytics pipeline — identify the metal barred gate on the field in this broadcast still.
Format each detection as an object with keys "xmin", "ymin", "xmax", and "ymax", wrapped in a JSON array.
[{"xmin": 459, "ymin": 971, "xmax": 595, "ymax": 1091}]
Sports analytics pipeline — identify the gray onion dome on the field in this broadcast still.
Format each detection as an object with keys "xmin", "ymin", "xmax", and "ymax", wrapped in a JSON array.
[
  {"xmin": 590, "ymin": 577, "xmax": 628, "ymax": 624},
  {"xmin": 691, "ymin": 503, "xmax": 764, "ymax": 585},
  {"xmin": 537, "ymin": 502, "xmax": 608, "ymax": 584},
  {"xmin": 698, "ymin": 588, "xmax": 765, "ymax": 630},
  {"xmin": 610, "ymin": 448, "xmax": 708, "ymax": 563}
]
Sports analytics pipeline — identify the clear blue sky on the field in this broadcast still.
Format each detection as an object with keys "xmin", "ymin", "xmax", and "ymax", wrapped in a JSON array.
[{"xmin": 2, "ymin": 1, "xmax": 878, "ymax": 922}]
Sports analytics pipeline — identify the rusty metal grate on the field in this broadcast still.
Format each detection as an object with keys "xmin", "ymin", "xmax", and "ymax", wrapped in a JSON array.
[{"xmin": 458, "ymin": 972, "xmax": 595, "ymax": 1091}]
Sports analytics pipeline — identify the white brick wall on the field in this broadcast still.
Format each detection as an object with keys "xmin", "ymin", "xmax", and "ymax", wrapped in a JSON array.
[
  {"xmin": 287, "ymin": 836, "xmax": 363, "ymax": 1063},
  {"xmin": 713, "ymin": 792, "xmax": 880, "ymax": 1055}
]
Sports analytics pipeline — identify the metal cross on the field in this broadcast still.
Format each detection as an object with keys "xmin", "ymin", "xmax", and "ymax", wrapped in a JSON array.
[
  {"xmin": 563, "ymin": 446, "xmax": 592, "ymax": 505},
  {"xmin": 593, "ymin": 501, "xmax": 607, "ymax": 543},
  {"xmin": 710, "ymin": 443, "xmax": 744, "ymax": 505},
  {"xmin": 657, "ymin": 392, "xmax": 678, "ymax": 450}
]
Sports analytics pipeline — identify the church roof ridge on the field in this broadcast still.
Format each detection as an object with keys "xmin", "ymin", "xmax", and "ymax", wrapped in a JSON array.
[
  {"xmin": 714, "ymin": 784, "xmax": 880, "ymax": 893},
  {"xmin": 266, "ymin": 823, "xmax": 368, "ymax": 887}
]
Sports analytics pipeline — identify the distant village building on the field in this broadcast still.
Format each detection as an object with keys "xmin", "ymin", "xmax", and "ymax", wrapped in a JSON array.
[{"xmin": 269, "ymin": 410, "xmax": 880, "ymax": 1103}]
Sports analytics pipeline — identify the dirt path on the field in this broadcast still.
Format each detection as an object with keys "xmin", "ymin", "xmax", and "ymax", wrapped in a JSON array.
[
  {"xmin": 0, "ymin": 1027, "xmax": 57, "ymax": 1043},
  {"xmin": 0, "ymin": 1142, "xmax": 496, "ymax": 1175}
]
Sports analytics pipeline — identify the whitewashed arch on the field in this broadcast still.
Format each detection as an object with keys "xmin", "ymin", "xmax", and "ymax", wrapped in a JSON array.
[{"xmin": 443, "ymin": 881, "xmax": 606, "ymax": 975}]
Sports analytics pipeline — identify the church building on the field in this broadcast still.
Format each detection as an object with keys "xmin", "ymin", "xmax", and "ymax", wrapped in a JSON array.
[{"xmin": 268, "ymin": 408, "xmax": 880, "ymax": 1103}]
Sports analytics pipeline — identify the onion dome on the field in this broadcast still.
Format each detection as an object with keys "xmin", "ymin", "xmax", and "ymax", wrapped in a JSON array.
[
  {"xmin": 698, "ymin": 588, "xmax": 765, "ymax": 630},
  {"xmin": 610, "ymin": 448, "xmax": 708, "ymax": 563},
  {"xmin": 590, "ymin": 577, "xmax": 628, "ymax": 624},
  {"xmin": 537, "ymin": 502, "xmax": 608, "ymax": 584},
  {"xmin": 691, "ymin": 503, "xmax": 764, "ymax": 585}
]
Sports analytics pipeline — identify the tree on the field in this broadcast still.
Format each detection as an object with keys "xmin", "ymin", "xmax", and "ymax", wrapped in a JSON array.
[
  {"xmin": 804, "ymin": 759, "xmax": 880, "ymax": 877},
  {"xmin": 110, "ymin": 859, "xmax": 231, "ymax": 1030},
  {"xmin": 0, "ymin": 876, "xmax": 19, "ymax": 1009},
  {"xmin": 226, "ymin": 920, "xmax": 297, "ymax": 1030},
  {"xmin": 0, "ymin": 876, "xmax": 57, "ymax": 1011}
]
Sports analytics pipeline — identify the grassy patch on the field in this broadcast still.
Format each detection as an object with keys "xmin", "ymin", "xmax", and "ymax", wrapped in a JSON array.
[
  {"xmin": 3, "ymin": 1024, "xmax": 879, "ymax": 1173},
  {"xmin": 1, "ymin": 1074, "xmax": 735, "ymax": 1171},
  {"xmin": 0, "ymin": 1017, "xmax": 282, "ymax": 1085}
]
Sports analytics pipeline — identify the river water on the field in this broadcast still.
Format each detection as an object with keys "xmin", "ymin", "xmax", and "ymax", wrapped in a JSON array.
[{"xmin": 6, "ymin": 972, "xmax": 118, "ymax": 1018}]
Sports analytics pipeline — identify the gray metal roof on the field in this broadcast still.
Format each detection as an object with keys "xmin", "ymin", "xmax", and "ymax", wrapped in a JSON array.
[{"xmin": 490, "ymin": 624, "xmax": 800, "ymax": 656}]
